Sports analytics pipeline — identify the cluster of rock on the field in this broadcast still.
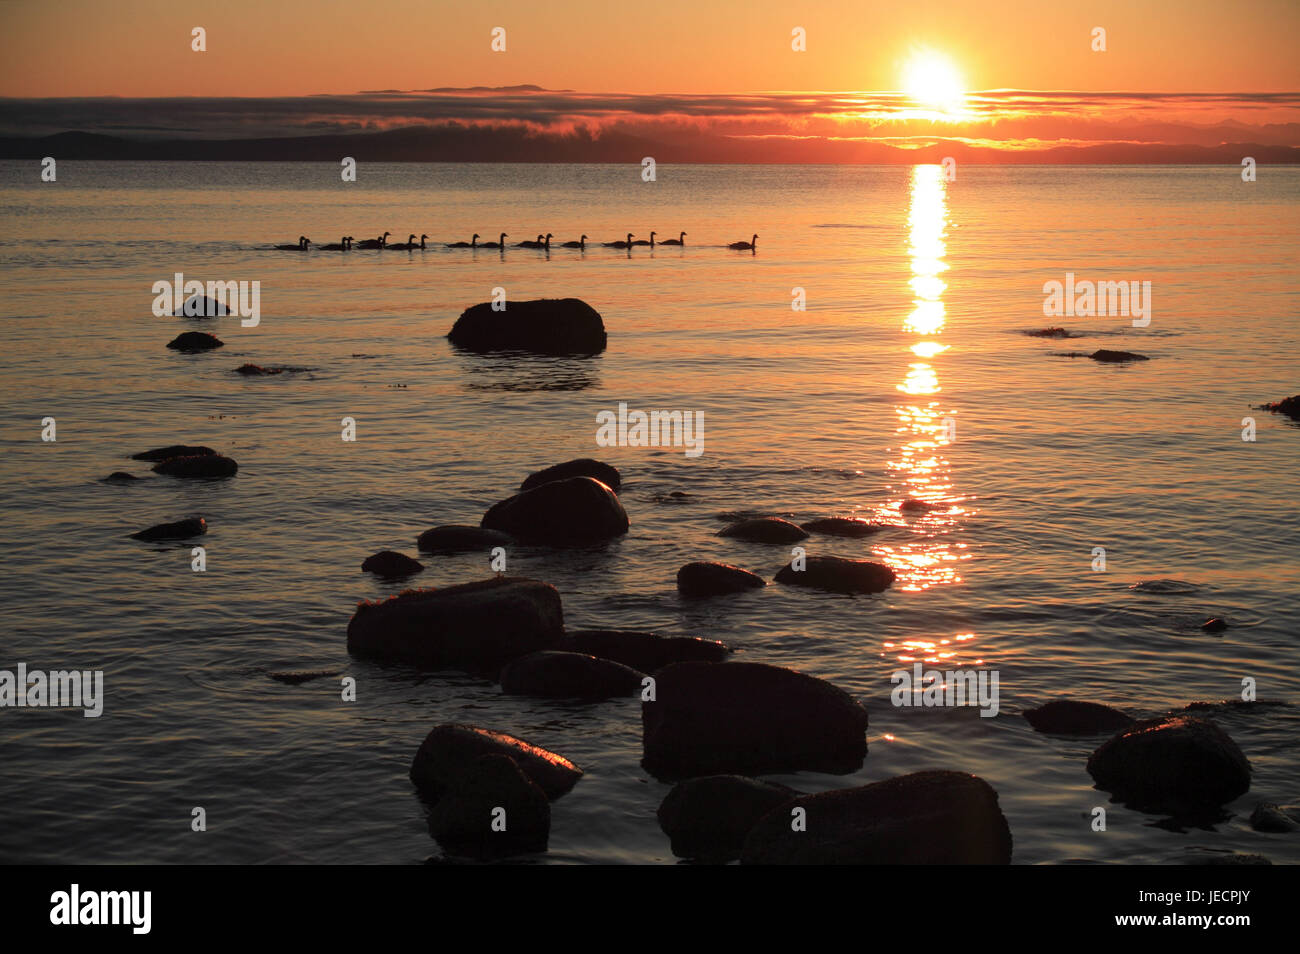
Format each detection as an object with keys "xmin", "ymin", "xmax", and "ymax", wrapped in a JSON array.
[{"xmin": 121, "ymin": 444, "xmax": 240, "ymax": 541}]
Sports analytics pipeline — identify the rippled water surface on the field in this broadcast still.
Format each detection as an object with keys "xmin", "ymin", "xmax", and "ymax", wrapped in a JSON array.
[{"xmin": 0, "ymin": 161, "xmax": 1297, "ymax": 864}]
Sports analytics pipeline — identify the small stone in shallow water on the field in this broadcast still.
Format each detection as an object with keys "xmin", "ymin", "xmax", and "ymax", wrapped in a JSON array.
[
  {"xmin": 152, "ymin": 454, "xmax": 238, "ymax": 479},
  {"xmin": 361, "ymin": 550, "xmax": 424, "ymax": 577},
  {"xmin": 131, "ymin": 517, "xmax": 206, "ymax": 541},
  {"xmin": 1201, "ymin": 617, "xmax": 1228, "ymax": 633},
  {"xmin": 131, "ymin": 444, "xmax": 216, "ymax": 461},
  {"xmin": 268, "ymin": 670, "xmax": 342, "ymax": 685},
  {"xmin": 676, "ymin": 561, "xmax": 766, "ymax": 598},
  {"xmin": 717, "ymin": 516, "xmax": 809, "ymax": 543},
  {"xmin": 1249, "ymin": 802, "xmax": 1300, "ymax": 833},
  {"xmin": 1089, "ymin": 349, "xmax": 1149, "ymax": 362},
  {"xmin": 102, "ymin": 471, "xmax": 140, "ymax": 483},
  {"xmin": 166, "ymin": 331, "xmax": 223, "ymax": 352},
  {"xmin": 410, "ymin": 723, "xmax": 582, "ymax": 801},
  {"xmin": 1024, "ymin": 700, "xmax": 1135, "ymax": 735},
  {"xmin": 773, "ymin": 555, "xmax": 895, "ymax": 595},
  {"xmin": 800, "ymin": 516, "xmax": 884, "ymax": 537}
]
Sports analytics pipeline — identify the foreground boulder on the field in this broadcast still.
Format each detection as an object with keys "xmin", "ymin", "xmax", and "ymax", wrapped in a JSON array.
[
  {"xmin": 347, "ymin": 577, "xmax": 564, "ymax": 670},
  {"xmin": 447, "ymin": 297, "xmax": 607, "ymax": 355},
  {"xmin": 131, "ymin": 444, "xmax": 215, "ymax": 461},
  {"xmin": 718, "ymin": 517, "xmax": 808, "ymax": 544},
  {"xmin": 361, "ymin": 550, "xmax": 424, "ymax": 577},
  {"xmin": 1086, "ymin": 716, "xmax": 1251, "ymax": 813},
  {"xmin": 522, "ymin": 458, "xmax": 621, "ymax": 493},
  {"xmin": 801, "ymin": 517, "xmax": 884, "ymax": 537},
  {"xmin": 676, "ymin": 561, "xmax": 766, "ymax": 598},
  {"xmin": 1259, "ymin": 394, "xmax": 1300, "ymax": 421},
  {"xmin": 131, "ymin": 517, "xmax": 206, "ymax": 541},
  {"xmin": 166, "ymin": 331, "xmax": 223, "ymax": 352},
  {"xmin": 740, "ymin": 771, "xmax": 1012, "ymax": 865},
  {"xmin": 482, "ymin": 476, "xmax": 628, "ymax": 545},
  {"xmin": 774, "ymin": 556, "xmax": 896, "ymax": 594},
  {"xmin": 559, "ymin": 629, "xmax": 730, "ymax": 672},
  {"xmin": 417, "ymin": 525, "xmax": 514, "ymax": 553},
  {"xmin": 658, "ymin": 775, "xmax": 799, "ymax": 862},
  {"xmin": 642, "ymin": 662, "xmax": 868, "ymax": 779},
  {"xmin": 1024, "ymin": 700, "xmax": 1135, "ymax": 735},
  {"xmin": 499, "ymin": 651, "xmax": 645, "ymax": 700},
  {"xmin": 152, "ymin": 454, "xmax": 238, "ymax": 479},
  {"xmin": 426, "ymin": 754, "xmax": 551, "ymax": 859},
  {"xmin": 410, "ymin": 723, "xmax": 582, "ymax": 800}
]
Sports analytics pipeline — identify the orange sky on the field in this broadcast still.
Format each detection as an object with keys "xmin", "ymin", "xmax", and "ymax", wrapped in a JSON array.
[{"xmin": 1, "ymin": 0, "xmax": 1297, "ymax": 97}]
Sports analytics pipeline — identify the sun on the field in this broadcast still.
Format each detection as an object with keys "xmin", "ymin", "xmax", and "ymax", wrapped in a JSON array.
[{"xmin": 902, "ymin": 51, "xmax": 967, "ymax": 116}]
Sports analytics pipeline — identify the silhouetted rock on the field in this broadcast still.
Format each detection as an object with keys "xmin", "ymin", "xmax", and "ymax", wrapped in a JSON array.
[
  {"xmin": 1249, "ymin": 802, "xmax": 1299, "ymax": 833},
  {"xmin": 559, "ymin": 629, "xmax": 730, "ymax": 672},
  {"xmin": 1090, "ymin": 349, "xmax": 1149, "ymax": 362},
  {"xmin": 740, "ymin": 771, "xmax": 1013, "ymax": 865},
  {"xmin": 268, "ymin": 669, "xmax": 341, "ymax": 685},
  {"xmin": 800, "ymin": 517, "xmax": 885, "ymax": 538},
  {"xmin": 717, "ymin": 516, "xmax": 809, "ymax": 543},
  {"xmin": 152, "ymin": 454, "xmax": 238, "ymax": 479},
  {"xmin": 167, "ymin": 331, "xmax": 223, "ymax": 352},
  {"xmin": 521, "ymin": 458, "xmax": 621, "ymax": 493},
  {"xmin": 1258, "ymin": 395, "xmax": 1300, "ymax": 421},
  {"xmin": 131, "ymin": 445, "xmax": 216, "ymax": 461},
  {"xmin": 447, "ymin": 297, "xmax": 607, "ymax": 355},
  {"xmin": 417, "ymin": 525, "xmax": 514, "ymax": 553},
  {"xmin": 658, "ymin": 775, "xmax": 799, "ymax": 862},
  {"xmin": 676, "ymin": 561, "xmax": 766, "ymax": 598},
  {"xmin": 131, "ymin": 517, "xmax": 206, "ymax": 541},
  {"xmin": 234, "ymin": 363, "xmax": 284, "ymax": 375},
  {"xmin": 1025, "ymin": 327, "xmax": 1077, "ymax": 338},
  {"xmin": 102, "ymin": 471, "xmax": 140, "ymax": 483},
  {"xmin": 1201, "ymin": 617, "xmax": 1228, "ymax": 633},
  {"xmin": 426, "ymin": 754, "xmax": 550, "ymax": 859},
  {"xmin": 175, "ymin": 295, "xmax": 230, "ymax": 318},
  {"xmin": 899, "ymin": 497, "xmax": 937, "ymax": 513},
  {"xmin": 774, "ymin": 555, "xmax": 896, "ymax": 595},
  {"xmin": 482, "ymin": 476, "xmax": 628, "ymax": 545},
  {"xmin": 347, "ymin": 577, "xmax": 564, "ymax": 670},
  {"xmin": 1087, "ymin": 716, "xmax": 1251, "ymax": 813},
  {"xmin": 361, "ymin": 550, "xmax": 424, "ymax": 577},
  {"xmin": 499, "ymin": 651, "xmax": 645, "ymax": 700},
  {"xmin": 642, "ymin": 661, "xmax": 868, "ymax": 779},
  {"xmin": 1024, "ymin": 700, "xmax": 1135, "ymax": 735},
  {"xmin": 410, "ymin": 723, "xmax": 582, "ymax": 800}
]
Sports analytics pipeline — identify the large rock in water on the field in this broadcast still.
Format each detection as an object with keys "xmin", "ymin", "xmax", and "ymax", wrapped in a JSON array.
[
  {"xmin": 131, "ymin": 444, "xmax": 215, "ymax": 461},
  {"xmin": 499, "ymin": 651, "xmax": 645, "ymax": 700},
  {"xmin": 521, "ymin": 458, "xmax": 621, "ymax": 493},
  {"xmin": 1024, "ymin": 700, "xmax": 1135, "ymax": 735},
  {"xmin": 717, "ymin": 517, "xmax": 809, "ymax": 543},
  {"xmin": 774, "ymin": 555, "xmax": 896, "ymax": 594},
  {"xmin": 417, "ymin": 525, "xmax": 514, "ymax": 553},
  {"xmin": 740, "ymin": 771, "xmax": 1013, "ymax": 865},
  {"xmin": 447, "ymin": 297, "xmax": 607, "ymax": 355},
  {"xmin": 559, "ymin": 629, "xmax": 730, "ymax": 672},
  {"xmin": 425, "ymin": 754, "xmax": 551, "ymax": 859},
  {"xmin": 360, "ymin": 550, "xmax": 424, "ymax": 577},
  {"xmin": 167, "ymin": 331, "xmax": 223, "ymax": 352},
  {"xmin": 642, "ymin": 661, "xmax": 869, "ymax": 779},
  {"xmin": 676, "ymin": 561, "xmax": 766, "ymax": 598},
  {"xmin": 658, "ymin": 775, "xmax": 799, "ymax": 863},
  {"xmin": 410, "ymin": 723, "xmax": 583, "ymax": 800},
  {"xmin": 152, "ymin": 454, "xmax": 238, "ymax": 479},
  {"xmin": 1086, "ymin": 716, "xmax": 1251, "ymax": 813},
  {"xmin": 131, "ymin": 517, "xmax": 206, "ymax": 541},
  {"xmin": 346, "ymin": 577, "xmax": 564, "ymax": 670},
  {"xmin": 482, "ymin": 476, "xmax": 628, "ymax": 545},
  {"xmin": 801, "ymin": 517, "xmax": 885, "ymax": 538}
]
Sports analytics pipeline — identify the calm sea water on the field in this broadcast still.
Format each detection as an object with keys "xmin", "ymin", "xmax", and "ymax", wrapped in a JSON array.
[{"xmin": 0, "ymin": 161, "xmax": 1297, "ymax": 864}]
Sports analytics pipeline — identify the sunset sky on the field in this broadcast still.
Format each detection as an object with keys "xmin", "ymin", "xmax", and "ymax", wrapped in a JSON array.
[{"xmin": 1, "ymin": 0, "xmax": 1297, "ymax": 161}]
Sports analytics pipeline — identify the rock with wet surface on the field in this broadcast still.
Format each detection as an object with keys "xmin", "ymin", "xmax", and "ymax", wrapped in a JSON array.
[
  {"xmin": 774, "ymin": 555, "xmax": 896, "ymax": 595},
  {"xmin": 152, "ymin": 454, "xmax": 238, "ymax": 479},
  {"xmin": 740, "ymin": 771, "xmax": 1013, "ymax": 865},
  {"xmin": 558, "ymin": 629, "xmax": 730, "ymax": 672},
  {"xmin": 1258, "ymin": 394, "xmax": 1300, "ymax": 421},
  {"xmin": 521, "ymin": 458, "xmax": 621, "ymax": 493},
  {"xmin": 447, "ymin": 297, "xmax": 607, "ymax": 355},
  {"xmin": 800, "ymin": 517, "xmax": 885, "ymax": 538},
  {"xmin": 658, "ymin": 775, "xmax": 800, "ymax": 862},
  {"xmin": 1090, "ymin": 349, "xmax": 1149, "ymax": 362},
  {"xmin": 482, "ymin": 476, "xmax": 628, "ymax": 545},
  {"xmin": 361, "ymin": 550, "xmax": 424, "ymax": 577},
  {"xmin": 131, "ymin": 445, "xmax": 216, "ymax": 462},
  {"xmin": 130, "ymin": 517, "xmax": 206, "ymax": 541},
  {"xmin": 642, "ymin": 661, "xmax": 869, "ymax": 779},
  {"xmin": 410, "ymin": 723, "xmax": 582, "ymax": 800},
  {"xmin": 1024, "ymin": 700, "xmax": 1135, "ymax": 735},
  {"xmin": 426, "ymin": 754, "xmax": 551, "ymax": 859},
  {"xmin": 676, "ymin": 561, "xmax": 766, "ymax": 598},
  {"xmin": 499, "ymin": 650, "xmax": 645, "ymax": 700},
  {"xmin": 717, "ymin": 516, "xmax": 809, "ymax": 544},
  {"xmin": 347, "ymin": 577, "xmax": 564, "ymax": 671},
  {"xmin": 1086, "ymin": 716, "xmax": 1251, "ymax": 813},
  {"xmin": 1249, "ymin": 802, "xmax": 1299, "ymax": 833},
  {"xmin": 102, "ymin": 471, "xmax": 140, "ymax": 483},
  {"xmin": 417, "ymin": 525, "xmax": 514, "ymax": 553},
  {"xmin": 1201, "ymin": 617, "xmax": 1228, "ymax": 633},
  {"xmin": 166, "ymin": 331, "xmax": 224, "ymax": 352}
]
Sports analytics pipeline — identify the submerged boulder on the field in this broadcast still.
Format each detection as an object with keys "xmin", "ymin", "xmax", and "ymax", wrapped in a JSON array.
[
  {"xmin": 499, "ymin": 651, "xmax": 645, "ymax": 700},
  {"xmin": 559, "ymin": 629, "xmax": 730, "ymax": 673},
  {"xmin": 642, "ymin": 661, "xmax": 869, "ymax": 779},
  {"xmin": 346, "ymin": 577, "xmax": 564, "ymax": 670},
  {"xmin": 447, "ymin": 297, "xmax": 607, "ymax": 355},
  {"xmin": 417, "ymin": 525, "xmax": 514, "ymax": 553},
  {"xmin": 740, "ymin": 771, "xmax": 1013, "ymax": 865},
  {"xmin": 130, "ymin": 516, "xmax": 206, "ymax": 541},
  {"xmin": 410, "ymin": 723, "xmax": 582, "ymax": 800},
  {"xmin": 102, "ymin": 471, "xmax": 140, "ymax": 483},
  {"xmin": 152, "ymin": 454, "xmax": 238, "ymax": 479},
  {"xmin": 1086, "ymin": 716, "xmax": 1251, "ymax": 813},
  {"xmin": 361, "ymin": 550, "xmax": 424, "ymax": 577},
  {"xmin": 658, "ymin": 775, "xmax": 799, "ymax": 862},
  {"xmin": 800, "ymin": 517, "xmax": 885, "ymax": 538},
  {"xmin": 1259, "ymin": 394, "xmax": 1300, "ymax": 421},
  {"xmin": 1090, "ymin": 349, "xmax": 1149, "ymax": 363},
  {"xmin": 1024, "ymin": 700, "xmax": 1135, "ymax": 735},
  {"xmin": 774, "ymin": 555, "xmax": 896, "ymax": 595},
  {"xmin": 717, "ymin": 517, "xmax": 809, "ymax": 544},
  {"xmin": 521, "ymin": 458, "xmax": 621, "ymax": 493},
  {"xmin": 166, "ymin": 331, "xmax": 223, "ymax": 352},
  {"xmin": 482, "ymin": 476, "xmax": 628, "ymax": 545},
  {"xmin": 267, "ymin": 669, "xmax": 341, "ymax": 685},
  {"xmin": 426, "ymin": 754, "xmax": 551, "ymax": 859},
  {"xmin": 676, "ymin": 561, "xmax": 766, "ymax": 598},
  {"xmin": 1249, "ymin": 802, "xmax": 1300, "ymax": 833},
  {"xmin": 1201, "ymin": 617, "xmax": 1229, "ymax": 633},
  {"xmin": 131, "ymin": 444, "xmax": 216, "ymax": 461}
]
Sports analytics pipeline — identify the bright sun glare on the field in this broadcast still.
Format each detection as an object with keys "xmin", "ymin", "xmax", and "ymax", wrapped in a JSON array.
[{"xmin": 902, "ymin": 52, "xmax": 967, "ymax": 115}]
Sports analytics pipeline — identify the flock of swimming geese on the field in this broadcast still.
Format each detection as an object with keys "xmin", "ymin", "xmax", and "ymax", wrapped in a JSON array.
[{"xmin": 272, "ymin": 231, "xmax": 759, "ymax": 252}]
